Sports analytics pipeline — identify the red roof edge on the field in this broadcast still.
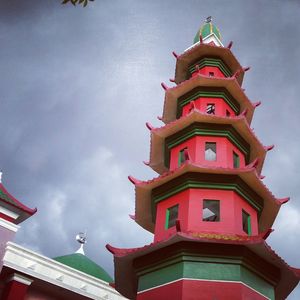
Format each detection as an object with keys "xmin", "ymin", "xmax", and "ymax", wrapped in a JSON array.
[
  {"xmin": 276, "ymin": 197, "xmax": 290, "ymax": 205},
  {"xmin": 0, "ymin": 183, "xmax": 37, "ymax": 216},
  {"xmin": 260, "ymin": 228, "xmax": 274, "ymax": 240},
  {"xmin": 290, "ymin": 267, "xmax": 300, "ymax": 279},
  {"xmin": 107, "ymin": 231, "xmax": 266, "ymax": 258}
]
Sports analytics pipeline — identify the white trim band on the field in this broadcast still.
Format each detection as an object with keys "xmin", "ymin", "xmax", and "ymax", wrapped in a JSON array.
[
  {"xmin": 7, "ymin": 273, "xmax": 33, "ymax": 286},
  {"xmin": 184, "ymin": 32, "xmax": 224, "ymax": 52},
  {"xmin": 0, "ymin": 218, "xmax": 20, "ymax": 232},
  {"xmin": 0, "ymin": 206, "xmax": 19, "ymax": 220}
]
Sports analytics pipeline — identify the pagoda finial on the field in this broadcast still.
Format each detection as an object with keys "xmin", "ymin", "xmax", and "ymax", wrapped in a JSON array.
[
  {"xmin": 193, "ymin": 17, "xmax": 222, "ymax": 46},
  {"xmin": 205, "ymin": 16, "xmax": 212, "ymax": 23},
  {"xmin": 75, "ymin": 232, "xmax": 87, "ymax": 255}
]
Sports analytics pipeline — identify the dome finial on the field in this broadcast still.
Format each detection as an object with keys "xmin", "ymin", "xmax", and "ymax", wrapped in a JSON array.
[{"xmin": 75, "ymin": 231, "xmax": 87, "ymax": 255}]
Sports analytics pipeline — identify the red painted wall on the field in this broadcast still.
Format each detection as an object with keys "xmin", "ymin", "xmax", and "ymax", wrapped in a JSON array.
[
  {"xmin": 233, "ymin": 192, "xmax": 258, "ymax": 236},
  {"xmin": 154, "ymin": 190, "xmax": 190, "ymax": 242},
  {"xmin": 154, "ymin": 189, "xmax": 258, "ymax": 242},
  {"xmin": 169, "ymin": 136, "xmax": 245, "ymax": 171},
  {"xmin": 137, "ymin": 279, "xmax": 267, "ymax": 300},
  {"xmin": 181, "ymin": 96, "xmax": 235, "ymax": 118},
  {"xmin": 1, "ymin": 281, "xmax": 29, "ymax": 300},
  {"xmin": 25, "ymin": 290, "xmax": 59, "ymax": 300},
  {"xmin": 191, "ymin": 66, "xmax": 226, "ymax": 79}
]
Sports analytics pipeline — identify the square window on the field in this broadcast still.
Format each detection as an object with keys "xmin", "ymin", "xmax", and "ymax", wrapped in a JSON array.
[
  {"xmin": 206, "ymin": 103, "xmax": 215, "ymax": 115},
  {"xmin": 209, "ymin": 72, "xmax": 215, "ymax": 77},
  {"xmin": 205, "ymin": 142, "xmax": 216, "ymax": 161},
  {"xmin": 165, "ymin": 205, "xmax": 179, "ymax": 229},
  {"xmin": 178, "ymin": 148, "xmax": 187, "ymax": 166},
  {"xmin": 242, "ymin": 210, "xmax": 251, "ymax": 235},
  {"xmin": 233, "ymin": 152, "xmax": 240, "ymax": 168},
  {"xmin": 203, "ymin": 200, "xmax": 220, "ymax": 222}
]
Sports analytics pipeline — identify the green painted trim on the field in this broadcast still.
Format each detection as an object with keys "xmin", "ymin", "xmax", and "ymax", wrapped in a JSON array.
[
  {"xmin": 178, "ymin": 148, "xmax": 186, "ymax": 167},
  {"xmin": 165, "ymin": 209, "xmax": 170, "ymax": 229},
  {"xmin": 137, "ymin": 254, "xmax": 241, "ymax": 276},
  {"xmin": 167, "ymin": 128, "xmax": 248, "ymax": 154},
  {"xmin": 248, "ymin": 214, "xmax": 252, "ymax": 236},
  {"xmin": 176, "ymin": 88, "xmax": 240, "ymax": 119},
  {"xmin": 164, "ymin": 123, "xmax": 250, "ymax": 169},
  {"xmin": 165, "ymin": 204, "xmax": 178, "ymax": 229},
  {"xmin": 188, "ymin": 58, "xmax": 232, "ymax": 77},
  {"xmin": 233, "ymin": 151, "xmax": 240, "ymax": 168},
  {"xmin": 137, "ymin": 260, "xmax": 275, "ymax": 299},
  {"xmin": 152, "ymin": 180, "xmax": 262, "ymax": 212},
  {"xmin": 242, "ymin": 210, "xmax": 252, "ymax": 235},
  {"xmin": 178, "ymin": 91, "xmax": 239, "ymax": 113},
  {"xmin": 241, "ymin": 267, "xmax": 275, "ymax": 300}
]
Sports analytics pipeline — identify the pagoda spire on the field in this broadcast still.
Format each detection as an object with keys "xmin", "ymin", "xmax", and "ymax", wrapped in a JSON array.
[{"xmin": 193, "ymin": 16, "xmax": 223, "ymax": 47}]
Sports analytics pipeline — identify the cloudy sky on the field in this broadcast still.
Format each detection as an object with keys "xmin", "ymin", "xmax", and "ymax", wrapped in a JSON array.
[{"xmin": 1, "ymin": 0, "xmax": 300, "ymax": 298}]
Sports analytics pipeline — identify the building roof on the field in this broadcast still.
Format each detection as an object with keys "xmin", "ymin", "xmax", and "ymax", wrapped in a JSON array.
[
  {"xmin": 107, "ymin": 232, "xmax": 300, "ymax": 300},
  {"xmin": 54, "ymin": 253, "xmax": 113, "ymax": 283},
  {"xmin": 0, "ymin": 183, "xmax": 37, "ymax": 224},
  {"xmin": 148, "ymin": 110, "xmax": 267, "ymax": 175},
  {"xmin": 2, "ymin": 242, "xmax": 124, "ymax": 299}
]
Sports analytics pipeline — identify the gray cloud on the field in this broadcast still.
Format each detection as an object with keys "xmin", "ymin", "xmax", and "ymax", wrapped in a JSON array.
[
  {"xmin": 1, "ymin": 0, "xmax": 300, "ymax": 298},
  {"xmin": 0, "ymin": 0, "xmax": 57, "ymax": 24}
]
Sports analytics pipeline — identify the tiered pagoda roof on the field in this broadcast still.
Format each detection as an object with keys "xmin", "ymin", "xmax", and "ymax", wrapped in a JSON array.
[
  {"xmin": 148, "ymin": 110, "xmax": 268, "ymax": 174},
  {"xmin": 174, "ymin": 42, "xmax": 245, "ymax": 85},
  {"xmin": 162, "ymin": 74, "xmax": 256, "ymax": 124},
  {"xmin": 130, "ymin": 163, "xmax": 285, "ymax": 233}
]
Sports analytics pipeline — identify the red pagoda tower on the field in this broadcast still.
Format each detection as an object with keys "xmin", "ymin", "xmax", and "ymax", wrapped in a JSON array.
[{"xmin": 107, "ymin": 18, "xmax": 300, "ymax": 300}]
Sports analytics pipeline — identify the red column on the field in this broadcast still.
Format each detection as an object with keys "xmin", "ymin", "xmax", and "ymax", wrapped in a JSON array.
[{"xmin": 1, "ymin": 273, "xmax": 33, "ymax": 300}]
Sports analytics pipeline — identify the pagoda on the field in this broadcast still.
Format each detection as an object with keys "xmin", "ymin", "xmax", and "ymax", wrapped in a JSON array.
[{"xmin": 107, "ymin": 18, "xmax": 300, "ymax": 300}]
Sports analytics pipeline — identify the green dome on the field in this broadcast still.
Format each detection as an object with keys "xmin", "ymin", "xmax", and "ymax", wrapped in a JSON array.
[
  {"xmin": 194, "ymin": 21, "xmax": 221, "ymax": 44},
  {"xmin": 54, "ymin": 253, "xmax": 113, "ymax": 282}
]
